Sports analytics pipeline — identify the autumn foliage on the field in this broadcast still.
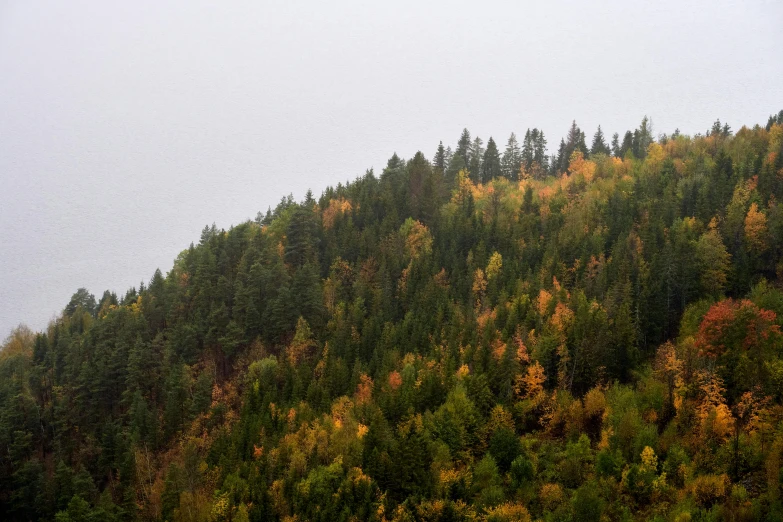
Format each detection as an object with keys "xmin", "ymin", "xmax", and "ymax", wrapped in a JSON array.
[{"xmin": 3, "ymin": 114, "xmax": 783, "ymax": 521}]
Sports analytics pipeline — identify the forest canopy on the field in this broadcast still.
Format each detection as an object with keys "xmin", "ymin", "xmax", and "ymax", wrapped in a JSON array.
[{"xmin": 3, "ymin": 111, "xmax": 783, "ymax": 521}]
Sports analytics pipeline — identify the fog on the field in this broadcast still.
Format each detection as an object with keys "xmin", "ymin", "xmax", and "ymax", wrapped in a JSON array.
[{"xmin": 1, "ymin": 0, "xmax": 781, "ymax": 334}]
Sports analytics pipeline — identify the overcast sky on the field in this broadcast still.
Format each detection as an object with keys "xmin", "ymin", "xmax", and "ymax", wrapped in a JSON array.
[{"xmin": 1, "ymin": 0, "xmax": 782, "ymax": 335}]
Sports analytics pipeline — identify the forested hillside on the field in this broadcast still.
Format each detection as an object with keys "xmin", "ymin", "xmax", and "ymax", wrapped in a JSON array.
[{"xmin": 3, "ymin": 112, "xmax": 783, "ymax": 521}]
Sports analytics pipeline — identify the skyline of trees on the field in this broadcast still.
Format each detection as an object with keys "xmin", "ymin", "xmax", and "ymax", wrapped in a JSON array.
[{"xmin": 2, "ymin": 111, "xmax": 783, "ymax": 521}]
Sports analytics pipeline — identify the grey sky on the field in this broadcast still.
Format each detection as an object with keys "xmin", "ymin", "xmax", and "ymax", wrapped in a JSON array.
[{"xmin": 1, "ymin": 0, "xmax": 782, "ymax": 335}]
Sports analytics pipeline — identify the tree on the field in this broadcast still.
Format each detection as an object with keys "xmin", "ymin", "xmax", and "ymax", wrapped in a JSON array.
[
  {"xmin": 521, "ymin": 129, "xmax": 534, "ymax": 171},
  {"xmin": 456, "ymin": 128, "xmax": 471, "ymax": 167},
  {"xmin": 65, "ymin": 288, "xmax": 97, "ymax": 317},
  {"xmin": 445, "ymin": 151, "xmax": 466, "ymax": 187},
  {"xmin": 696, "ymin": 224, "xmax": 731, "ymax": 296},
  {"xmin": 590, "ymin": 125, "xmax": 610, "ymax": 156},
  {"xmin": 696, "ymin": 298, "xmax": 782, "ymax": 398},
  {"xmin": 408, "ymin": 151, "xmax": 436, "ymax": 221},
  {"xmin": 501, "ymin": 133, "xmax": 522, "ymax": 180},
  {"xmin": 633, "ymin": 116, "xmax": 653, "ymax": 158},
  {"xmin": 284, "ymin": 203, "xmax": 319, "ymax": 267},
  {"xmin": 433, "ymin": 141, "xmax": 446, "ymax": 172},
  {"xmin": 488, "ymin": 427, "xmax": 522, "ymax": 472},
  {"xmin": 611, "ymin": 132, "xmax": 621, "ymax": 157},
  {"xmin": 554, "ymin": 138, "xmax": 567, "ymax": 175},
  {"xmin": 468, "ymin": 136, "xmax": 485, "ymax": 183},
  {"xmin": 482, "ymin": 137, "xmax": 502, "ymax": 183},
  {"xmin": 559, "ymin": 120, "xmax": 588, "ymax": 172},
  {"xmin": 745, "ymin": 202, "xmax": 768, "ymax": 254},
  {"xmin": 532, "ymin": 129, "xmax": 548, "ymax": 172},
  {"xmin": 620, "ymin": 130, "xmax": 634, "ymax": 157},
  {"xmin": 522, "ymin": 128, "xmax": 549, "ymax": 178}
]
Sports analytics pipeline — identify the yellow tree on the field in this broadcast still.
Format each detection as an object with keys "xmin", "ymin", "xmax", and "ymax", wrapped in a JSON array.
[
  {"xmin": 697, "ymin": 370, "xmax": 734, "ymax": 444},
  {"xmin": 515, "ymin": 360, "xmax": 546, "ymax": 401},
  {"xmin": 486, "ymin": 251, "xmax": 503, "ymax": 280},
  {"xmin": 745, "ymin": 202, "xmax": 768, "ymax": 254},
  {"xmin": 696, "ymin": 221, "xmax": 731, "ymax": 296}
]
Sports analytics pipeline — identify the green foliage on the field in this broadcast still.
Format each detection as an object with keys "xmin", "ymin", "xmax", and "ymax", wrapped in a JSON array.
[{"xmin": 2, "ymin": 113, "xmax": 783, "ymax": 520}]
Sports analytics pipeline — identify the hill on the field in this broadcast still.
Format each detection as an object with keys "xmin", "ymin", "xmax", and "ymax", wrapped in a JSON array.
[{"xmin": 2, "ymin": 113, "xmax": 783, "ymax": 521}]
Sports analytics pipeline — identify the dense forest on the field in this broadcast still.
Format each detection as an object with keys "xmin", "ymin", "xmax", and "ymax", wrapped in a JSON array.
[{"xmin": 3, "ymin": 111, "xmax": 783, "ymax": 521}]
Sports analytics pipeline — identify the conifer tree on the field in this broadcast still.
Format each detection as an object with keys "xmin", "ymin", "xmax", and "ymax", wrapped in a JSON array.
[
  {"xmin": 521, "ymin": 129, "xmax": 534, "ymax": 171},
  {"xmin": 501, "ymin": 133, "xmax": 522, "ymax": 180},
  {"xmin": 532, "ymin": 128, "xmax": 548, "ymax": 173},
  {"xmin": 468, "ymin": 136, "xmax": 484, "ymax": 183},
  {"xmin": 482, "ymin": 137, "xmax": 502, "ymax": 183},
  {"xmin": 433, "ymin": 141, "xmax": 446, "ymax": 172},
  {"xmin": 590, "ymin": 125, "xmax": 610, "ymax": 156},
  {"xmin": 456, "ymin": 128, "xmax": 471, "ymax": 167},
  {"xmin": 620, "ymin": 130, "xmax": 634, "ymax": 157},
  {"xmin": 611, "ymin": 132, "xmax": 621, "ymax": 157}
]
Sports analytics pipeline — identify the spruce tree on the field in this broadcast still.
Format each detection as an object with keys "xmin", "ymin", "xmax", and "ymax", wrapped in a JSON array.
[
  {"xmin": 468, "ymin": 136, "xmax": 484, "ymax": 183},
  {"xmin": 590, "ymin": 125, "xmax": 610, "ymax": 156},
  {"xmin": 555, "ymin": 138, "xmax": 567, "ymax": 174},
  {"xmin": 482, "ymin": 137, "xmax": 502, "ymax": 183},
  {"xmin": 532, "ymin": 128, "xmax": 548, "ymax": 174},
  {"xmin": 611, "ymin": 132, "xmax": 621, "ymax": 157},
  {"xmin": 445, "ymin": 153, "xmax": 466, "ymax": 186},
  {"xmin": 620, "ymin": 130, "xmax": 634, "ymax": 157},
  {"xmin": 284, "ymin": 203, "xmax": 319, "ymax": 267},
  {"xmin": 521, "ymin": 129, "xmax": 534, "ymax": 171},
  {"xmin": 434, "ymin": 141, "xmax": 446, "ymax": 172},
  {"xmin": 633, "ymin": 116, "xmax": 653, "ymax": 158},
  {"xmin": 456, "ymin": 128, "xmax": 471, "ymax": 167},
  {"xmin": 501, "ymin": 133, "xmax": 522, "ymax": 180}
]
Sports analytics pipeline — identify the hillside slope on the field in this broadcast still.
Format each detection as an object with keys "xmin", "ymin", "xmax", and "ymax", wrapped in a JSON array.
[{"xmin": 3, "ymin": 113, "xmax": 783, "ymax": 521}]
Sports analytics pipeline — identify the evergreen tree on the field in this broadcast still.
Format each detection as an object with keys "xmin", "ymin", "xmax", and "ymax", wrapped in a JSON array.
[
  {"xmin": 500, "ymin": 133, "xmax": 522, "ymax": 180},
  {"xmin": 632, "ymin": 116, "xmax": 653, "ymax": 158},
  {"xmin": 456, "ymin": 128, "xmax": 471, "ymax": 167},
  {"xmin": 620, "ymin": 130, "xmax": 634, "ymax": 157},
  {"xmin": 766, "ymin": 109, "xmax": 783, "ymax": 130},
  {"xmin": 553, "ymin": 121, "xmax": 589, "ymax": 173},
  {"xmin": 433, "ymin": 141, "xmax": 446, "ymax": 172},
  {"xmin": 532, "ymin": 128, "xmax": 548, "ymax": 173},
  {"xmin": 481, "ymin": 137, "xmax": 502, "ymax": 183},
  {"xmin": 65, "ymin": 288, "xmax": 97, "ymax": 317},
  {"xmin": 590, "ymin": 125, "xmax": 610, "ymax": 156},
  {"xmin": 611, "ymin": 132, "xmax": 621, "ymax": 157},
  {"xmin": 555, "ymin": 138, "xmax": 567, "ymax": 174},
  {"xmin": 521, "ymin": 129, "xmax": 534, "ymax": 171},
  {"xmin": 468, "ymin": 136, "xmax": 484, "ymax": 183},
  {"xmin": 445, "ymin": 152, "xmax": 466, "ymax": 187},
  {"xmin": 284, "ymin": 203, "xmax": 319, "ymax": 267}
]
